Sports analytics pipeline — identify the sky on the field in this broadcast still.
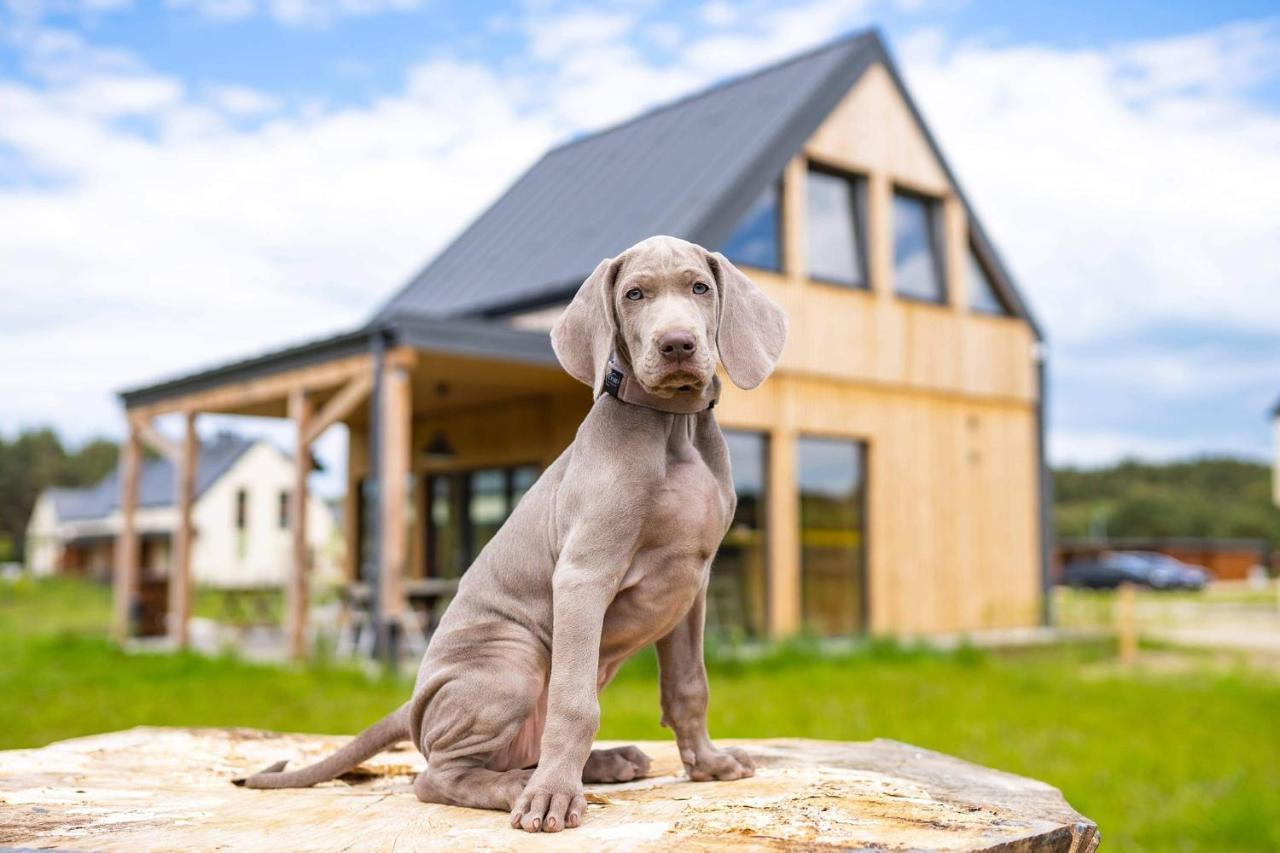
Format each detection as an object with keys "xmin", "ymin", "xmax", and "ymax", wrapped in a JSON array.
[{"xmin": 1, "ymin": 0, "xmax": 1278, "ymax": 495}]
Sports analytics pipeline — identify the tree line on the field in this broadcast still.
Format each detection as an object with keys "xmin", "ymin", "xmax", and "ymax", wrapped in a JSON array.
[{"xmin": 1054, "ymin": 456, "xmax": 1280, "ymax": 548}]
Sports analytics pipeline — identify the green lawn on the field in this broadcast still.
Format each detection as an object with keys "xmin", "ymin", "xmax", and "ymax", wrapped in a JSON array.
[{"xmin": 3, "ymin": 578, "xmax": 1279, "ymax": 851}]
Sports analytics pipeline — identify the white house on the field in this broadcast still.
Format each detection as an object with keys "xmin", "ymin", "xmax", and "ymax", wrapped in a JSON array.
[{"xmin": 26, "ymin": 432, "xmax": 340, "ymax": 588}]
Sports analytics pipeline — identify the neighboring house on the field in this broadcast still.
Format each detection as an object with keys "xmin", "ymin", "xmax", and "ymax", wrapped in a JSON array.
[
  {"xmin": 26, "ymin": 433, "xmax": 339, "ymax": 588},
  {"xmin": 116, "ymin": 29, "xmax": 1046, "ymax": 643}
]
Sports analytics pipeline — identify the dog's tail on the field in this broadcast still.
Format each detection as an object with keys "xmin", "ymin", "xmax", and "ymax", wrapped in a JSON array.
[{"xmin": 233, "ymin": 703, "xmax": 410, "ymax": 789}]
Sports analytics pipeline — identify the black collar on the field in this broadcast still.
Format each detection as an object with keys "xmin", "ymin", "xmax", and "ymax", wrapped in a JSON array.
[{"xmin": 600, "ymin": 357, "xmax": 718, "ymax": 414}]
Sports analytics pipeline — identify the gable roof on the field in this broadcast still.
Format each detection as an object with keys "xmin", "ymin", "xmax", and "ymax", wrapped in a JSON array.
[
  {"xmin": 375, "ymin": 28, "xmax": 1040, "ymax": 338},
  {"xmin": 47, "ymin": 433, "xmax": 256, "ymax": 522}
]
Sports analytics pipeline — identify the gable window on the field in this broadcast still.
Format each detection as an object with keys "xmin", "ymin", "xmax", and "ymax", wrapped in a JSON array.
[
  {"xmin": 806, "ymin": 166, "xmax": 866, "ymax": 287},
  {"xmin": 892, "ymin": 190, "xmax": 946, "ymax": 303},
  {"xmin": 235, "ymin": 489, "xmax": 248, "ymax": 531},
  {"xmin": 967, "ymin": 243, "xmax": 1012, "ymax": 316},
  {"xmin": 278, "ymin": 490, "xmax": 290, "ymax": 530},
  {"xmin": 720, "ymin": 180, "xmax": 781, "ymax": 272}
]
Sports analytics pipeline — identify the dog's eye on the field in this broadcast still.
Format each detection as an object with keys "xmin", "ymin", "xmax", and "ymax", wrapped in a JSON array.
[
  {"xmin": 625, "ymin": 288, "xmax": 644, "ymax": 301},
  {"xmin": 692, "ymin": 282, "xmax": 709, "ymax": 295}
]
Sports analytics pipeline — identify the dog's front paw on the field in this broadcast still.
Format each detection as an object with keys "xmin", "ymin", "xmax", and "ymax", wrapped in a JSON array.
[
  {"xmin": 510, "ymin": 775, "xmax": 588, "ymax": 833},
  {"xmin": 682, "ymin": 745, "xmax": 756, "ymax": 782}
]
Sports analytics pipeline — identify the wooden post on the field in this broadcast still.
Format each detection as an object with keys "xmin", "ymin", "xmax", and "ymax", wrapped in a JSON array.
[
  {"xmin": 168, "ymin": 412, "xmax": 198, "ymax": 649},
  {"xmin": 766, "ymin": 383, "xmax": 801, "ymax": 638},
  {"xmin": 378, "ymin": 361, "xmax": 412, "ymax": 660},
  {"xmin": 1116, "ymin": 583, "xmax": 1138, "ymax": 664},
  {"xmin": 286, "ymin": 388, "xmax": 314, "ymax": 660},
  {"xmin": 782, "ymin": 154, "xmax": 807, "ymax": 286},
  {"xmin": 943, "ymin": 194, "xmax": 967, "ymax": 310},
  {"xmin": 112, "ymin": 422, "xmax": 142, "ymax": 642},
  {"xmin": 867, "ymin": 171, "xmax": 893, "ymax": 297}
]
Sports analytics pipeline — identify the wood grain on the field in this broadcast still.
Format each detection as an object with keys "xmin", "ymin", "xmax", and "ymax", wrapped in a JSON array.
[{"xmin": 0, "ymin": 728, "xmax": 1099, "ymax": 852}]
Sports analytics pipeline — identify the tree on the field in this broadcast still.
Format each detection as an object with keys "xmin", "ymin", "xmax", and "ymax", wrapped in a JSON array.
[{"xmin": 0, "ymin": 429, "xmax": 119, "ymax": 562}]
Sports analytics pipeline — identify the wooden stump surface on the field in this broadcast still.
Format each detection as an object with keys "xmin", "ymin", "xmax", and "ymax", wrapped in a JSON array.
[{"xmin": 0, "ymin": 728, "xmax": 1099, "ymax": 851}]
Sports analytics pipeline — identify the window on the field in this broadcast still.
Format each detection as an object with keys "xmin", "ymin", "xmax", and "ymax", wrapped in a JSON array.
[
  {"xmin": 234, "ymin": 489, "xmax": 248, "ymax": 531},
  {"xmin": 708, "ymin": 431, "xmax": 768, "ymax": 639},
  {"xmin": 967, "ymin": 244, "xmax": 1012, "ymax": 316},
  {"xmin": 798, "ymin": 437, "xmax": 867, "ymax": 636},
  {"xmin": 893, "ymin": 191, "xmax": 946, "ymax": 303},
  {"xmin": 278, "ymin": 490, "xmax": 290, "ymax": 530},
  {"xmin": 720, "ymin": 180, "xmax": 781, "ymax": 271},
  {"xmin": 806, "ymin": 167, "xmax": 866, "ymax": 286},
  {"xmin": 426, "ymin": 464, "xmax": 540, "ymax": 580}
]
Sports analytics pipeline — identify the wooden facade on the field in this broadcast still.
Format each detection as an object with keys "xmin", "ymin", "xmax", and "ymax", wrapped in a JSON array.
[{"xmin": 114, "ymin": 49, "xmax": 1045, "ymax": 653}]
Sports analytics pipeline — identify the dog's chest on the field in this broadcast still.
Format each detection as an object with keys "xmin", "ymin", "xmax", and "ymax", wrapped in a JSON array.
[{"xmin": 604, "ymin": 452, "xmax": 727, "ymax": 640}]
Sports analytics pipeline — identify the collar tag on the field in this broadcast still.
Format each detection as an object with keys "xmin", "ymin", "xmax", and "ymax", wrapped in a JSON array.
[{"xmin": 603, "ymin": 367, "xmax": 624, "ymax": 398}]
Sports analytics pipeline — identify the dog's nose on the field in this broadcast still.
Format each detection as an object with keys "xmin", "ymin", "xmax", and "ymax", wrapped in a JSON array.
[{"xmin": 658, "ymin": 331, "xmax": 697, "ymax": 362}]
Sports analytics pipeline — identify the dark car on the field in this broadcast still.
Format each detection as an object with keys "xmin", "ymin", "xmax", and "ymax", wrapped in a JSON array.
[
  {"xmin": 1128, "ymin": 551, "xmax": 1209, "ymax": 590},
  {"xmin": 1062, "ymin": 552, "xmax": 1183, "ymax": 590}
]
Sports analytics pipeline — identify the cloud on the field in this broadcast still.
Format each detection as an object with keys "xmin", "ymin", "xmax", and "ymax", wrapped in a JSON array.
[
  {"xmin": 899, "ymin": 20, "xmax": 1280, "ymax": 346},
  {"xmin": 163, "ymin": 0, "xmax": 426, "ymax": 26}
]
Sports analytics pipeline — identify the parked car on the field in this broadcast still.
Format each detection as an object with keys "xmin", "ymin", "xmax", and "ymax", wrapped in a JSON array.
[
  {"xmin": 1062, "ymin": 552, "xmax": 1183, "ymax": 590},
  {"xmin": 1127, "ymin": 552, "xmax": 1209, "ymax": 590}
]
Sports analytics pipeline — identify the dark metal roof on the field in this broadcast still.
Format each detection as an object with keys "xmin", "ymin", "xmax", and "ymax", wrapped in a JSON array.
[
  {"xmin": 373, "ymin": 28, "xmax": 1040, "ymax": 337},
  {"xmin": 47, "ymin": 432, "xmax": 256, "ymax": 521}
]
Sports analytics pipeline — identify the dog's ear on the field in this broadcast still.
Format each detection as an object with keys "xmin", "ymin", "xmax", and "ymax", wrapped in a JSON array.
[
  {"xmin": 551, "ymin": 256, "xmax": 622, "ymax": 390},
  {"xmin": 707, "ymin": 251, "xmax": 788, "ymax": 389}
]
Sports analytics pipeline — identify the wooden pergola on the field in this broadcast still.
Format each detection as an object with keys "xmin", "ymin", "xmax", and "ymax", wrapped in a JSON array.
[{"xmin": 114, "ymin": 318, "xmax": 574, "ymax": 660}]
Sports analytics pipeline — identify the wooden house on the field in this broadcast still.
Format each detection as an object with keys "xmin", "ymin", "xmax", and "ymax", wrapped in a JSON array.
[{"xmin": 116, "ymin": 30, "xmax": 1048, "ymax": 655}]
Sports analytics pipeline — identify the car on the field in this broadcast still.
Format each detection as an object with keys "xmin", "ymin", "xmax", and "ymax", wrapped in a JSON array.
[
  {"xmin": 1062, "ymin": 552, "xmax": 1182, "ymax": 590},
  {"xmin": 1127, "ymin": 551, "xmax": 1209, "ymax": 590}
]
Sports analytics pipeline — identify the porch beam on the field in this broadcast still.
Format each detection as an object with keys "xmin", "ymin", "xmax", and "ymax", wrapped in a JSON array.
[
  {"xmin": 285, "ymin": 387, "xmax": 314, "ymax": 660},
  {"xmin": 112, "ymin": 424, "xmax": 142, "ymax": 642},
  {"xmin": 168, "ymin": 412, "xmax": 198, "ymax": 649},
  {"xmin": 129, "ymin": 354, "xmax": 373, "ymax": 421},
  {"xmin": 301, "ymin": 371, "xmax": 373, "ymax": 448},
  {"xmin": 132, "ymin": 416, "xmax": 181, "ymax": 462}
]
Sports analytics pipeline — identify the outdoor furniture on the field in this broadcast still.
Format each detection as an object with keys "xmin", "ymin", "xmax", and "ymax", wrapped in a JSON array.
[
  {"xmin": 0, "ymin": 728, "xmax": 1099, "ymax": 851},
  {"xmin": 337, "ymin": 579, "xmax": 460, "ymax": 658}
]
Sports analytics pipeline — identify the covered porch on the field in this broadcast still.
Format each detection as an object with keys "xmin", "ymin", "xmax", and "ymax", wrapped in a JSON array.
[{"xmin": 115, "ymin": 316, "xmax": 585, "ymax": 661}]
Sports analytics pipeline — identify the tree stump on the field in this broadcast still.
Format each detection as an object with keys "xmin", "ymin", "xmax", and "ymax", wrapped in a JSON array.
[{"xmin": 0, "ymin": 728, "xmax": 1098, "ymax": 851}]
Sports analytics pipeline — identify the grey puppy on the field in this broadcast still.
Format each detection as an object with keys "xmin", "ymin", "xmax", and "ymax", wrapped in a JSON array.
[{"xmin": 239, "ymin": 235, "xmax": 788, "ymax": 834}]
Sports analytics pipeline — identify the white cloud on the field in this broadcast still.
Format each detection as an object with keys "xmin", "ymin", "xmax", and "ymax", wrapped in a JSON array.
[
  {"xmin": 164, "ymin": 0, "xmax": 425, "ymax": 26},
  {"xmin": 899, "ymin": 20, "xmax": 1280, "ymax": 347},
  {"xmin": 207, "ymin": 83, "xmax": 282, "ymax": 116},
  {"xmin": 1049, "ymin": 429, "xmax": 1231, "ymax": 469}
]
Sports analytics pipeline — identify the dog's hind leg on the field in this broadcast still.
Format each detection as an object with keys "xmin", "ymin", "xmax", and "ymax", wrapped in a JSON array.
[{"xmin": 413, "ymin": 761, "xmax": 533, "ymax": 811}]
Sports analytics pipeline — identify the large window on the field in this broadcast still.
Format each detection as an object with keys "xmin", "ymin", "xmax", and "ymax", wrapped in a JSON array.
[
  {"xmin": 798, "ymin": 437, "xmax": 867, "ymax": 636},
  {"xmin": 426, "ymin": 465, "xmax": 539, "ymax": 580},
  {"xmin": 806, "ymin": 167, "xmax": 866, "ymax": 286},
  {"xmin": 721, "ymin": 180, "xmax": 781, "ymax": 271},
  {"xmin": 893, "ymin": 190, "xmax": 946, "ymax": 303},
  {"xmin": 967, "ymin": 243, "xmax": 1011, "ymax": 316},
  {"xmin": 708, "ymin": 431, "xmax": 768, "ymax": 639}
]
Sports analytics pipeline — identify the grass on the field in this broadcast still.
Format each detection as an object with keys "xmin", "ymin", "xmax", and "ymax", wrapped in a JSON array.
[{"xmin": 4, "ymin": 577, "xmax": 1280, "ymax": 851}]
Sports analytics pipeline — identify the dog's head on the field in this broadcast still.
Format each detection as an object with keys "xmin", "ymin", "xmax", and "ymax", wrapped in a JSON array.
[{"xmin": 551, "ymin": 235, "xmax": 788, "ymax": 397}]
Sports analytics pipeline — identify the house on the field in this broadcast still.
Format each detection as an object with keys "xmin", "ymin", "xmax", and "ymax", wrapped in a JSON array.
[
  {"xmin": 26, "ymin": 432, "xmax": 339, "ymax": 589},
  {"xmin": 114, "ymin": 29, "xmax": 1047, "ymax": 655}
]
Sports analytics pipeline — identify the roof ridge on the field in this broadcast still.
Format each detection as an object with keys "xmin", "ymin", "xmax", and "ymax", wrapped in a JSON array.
[{"xmin": 544, "ymin": 28, "xmax": 877, "ymax": 159}]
